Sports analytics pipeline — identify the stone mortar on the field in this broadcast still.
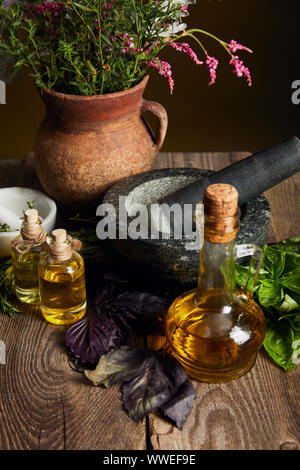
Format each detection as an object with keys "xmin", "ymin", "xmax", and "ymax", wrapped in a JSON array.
[{"xmin": 104, "ymin": 168, "xmax": 271, "ymax": 287}]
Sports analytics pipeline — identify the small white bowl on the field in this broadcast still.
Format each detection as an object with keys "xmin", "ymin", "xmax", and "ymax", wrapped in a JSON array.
[{"xmin": 0, "ymin": 187, "xmax": 57, "ymax": 258}]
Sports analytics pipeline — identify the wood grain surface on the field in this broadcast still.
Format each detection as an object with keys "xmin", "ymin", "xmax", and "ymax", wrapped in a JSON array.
[{"xmin": 0, "ymin": 153, "xmax": 299, "ymax": 450}]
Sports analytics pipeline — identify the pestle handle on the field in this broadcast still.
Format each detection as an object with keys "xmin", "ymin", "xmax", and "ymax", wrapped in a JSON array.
[{"xmin": 158, "ymin": 137, "xmax": 300, "ymax": 209}]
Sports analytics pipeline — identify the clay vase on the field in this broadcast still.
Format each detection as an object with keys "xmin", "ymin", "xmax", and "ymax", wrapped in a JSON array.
[{"xmin": 34, "ymin": 75, "xmax": 168, "ymax": 206}]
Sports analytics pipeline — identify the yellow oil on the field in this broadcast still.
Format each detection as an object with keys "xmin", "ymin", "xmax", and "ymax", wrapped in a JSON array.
[
  {"xmin": 11, "ymin": 247, "xmax": 40, "ymax": 305},
  {"xmin": 38, "ymin": 252, "xmax": 86, "ymax": 325},
  {"xmin": 165, "ymin": 288, "xmax": 266, "ymax": 383}
]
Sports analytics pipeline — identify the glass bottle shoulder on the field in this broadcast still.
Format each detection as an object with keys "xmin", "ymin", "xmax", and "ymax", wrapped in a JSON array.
[{"xmin": 39, "ymin": 250, "xmax": 84, "ymax": 279}]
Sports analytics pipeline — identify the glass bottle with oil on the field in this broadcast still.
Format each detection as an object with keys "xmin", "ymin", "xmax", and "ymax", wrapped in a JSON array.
[
  {"xmin": 165, "ymin": 184, "xmax": 266, "ymax": 383},
  {"xmin": 11, "ymin": 208, "xmax": 47, "ymax": 305},
  {"xmin": 38, "ymin": 229, "xmax": 86, "ymax": 325}
]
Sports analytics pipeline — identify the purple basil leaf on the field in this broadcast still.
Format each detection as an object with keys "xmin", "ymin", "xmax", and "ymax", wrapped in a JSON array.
[
  {"xmin": 112, "ymin": 291, "xmax": 169, "ymax": 315},
  {"xmin": 160, "ymin": 380, "xmax": 196, "ymax": 430},
  {"xmin": 122, "ymin": 358, "xmax": 173, "ymax": 421},
  {"xmin": 65, "ymin": 308, "xmax": 123, "ymax": 366},
  {"xmin": 95, "ymin": 303, "xmax": 137, "ymax": 338},
  {"xmin": 85, "ymin": 346, "xmax": 156, "ymax": 387},
  {"xmin": 160, "ymin": 354, "xmax": 188, "ymax": 390}
]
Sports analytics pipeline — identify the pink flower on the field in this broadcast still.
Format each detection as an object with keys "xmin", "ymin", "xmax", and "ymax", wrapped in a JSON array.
[
  {"xmin": 168, "ymin": 42, "xmax": 203, "ymax": 66},
  {"xmin": 228, "ymin": 40, "xmax": 252, "ymax": 54},
  {"xmin": 229, "ymin": 55, "xmax": 252, "ymax": 86},
  {"xmin": 205, "ymin": 55, "xmax": 219, "ymax": 86},
  {"xmin": 149, "ymin": 58, "xmax": 174, "ymax": 94}
]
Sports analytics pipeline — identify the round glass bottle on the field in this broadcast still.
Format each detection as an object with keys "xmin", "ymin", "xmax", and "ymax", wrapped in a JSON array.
[
  {"xmin": 11, "ymin": 209, "xmax": 46, "ymax": 305},
  {"xmin": 38, "ymin": 229, "xmax": 86, "ymax": 325},
  {"xmin": 165, "ymin": 184, "xmax": 266, "ymax": 383}
]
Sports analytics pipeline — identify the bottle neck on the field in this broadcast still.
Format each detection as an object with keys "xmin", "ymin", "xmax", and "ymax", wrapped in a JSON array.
[{"xmin": 197, "ymin": 237, "xmax": 236, "ymax": 306}]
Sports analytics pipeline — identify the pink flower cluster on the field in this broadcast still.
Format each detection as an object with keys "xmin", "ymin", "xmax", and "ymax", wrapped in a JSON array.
[
  {"xmin": 115, "ymin": 33, "xmax": 143, "ymax": 53},
  {"xmin": 228, "ymin": 40, "xmax": 253, "ymax": 54},
  {"xmin": 149, "ymin": 58, "xmax": 174, "ymax": 94},
  {"xmin": 168, "ymin": 42, "xmax": 203, "ymax": 66},
  {"xmin": 230, "ymin": 55, "xmax": 252, "ymax": 86},
  {"xmin": 32, "ymin": 1, "xmax": 66, "ymax": 16},
  {"xmin": 28, "ymin": 1, "xmax": 66, "ymax": 39},
  {"xmin": 206, "ymin": 55, "xmax": 219, "ymax": 86}
]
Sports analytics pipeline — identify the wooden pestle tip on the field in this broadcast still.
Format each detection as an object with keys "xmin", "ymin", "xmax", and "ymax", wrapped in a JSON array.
[
  {"xmin": 52, "ymin": 229, "xmax": 67, "ymax": 245},
  {"xmin": 24, "ymin": 208, "xmax": 38, "ymax": 225},
  {"xmin": 204, "ymin": 184, "xmax": 239, "ymax": 217}
]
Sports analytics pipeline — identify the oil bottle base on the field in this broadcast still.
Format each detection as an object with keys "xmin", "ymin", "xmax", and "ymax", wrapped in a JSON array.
[
  {"xmin": 171, "ymin": 351, "xmax": 258, "ymax": 383},
  {"xmin": 41, "ymin": 301, "xmax": 87, "ymax": 325},
  {"xmin": 15, "ymin": 286, "xmax": 40, "ymax": 306}
]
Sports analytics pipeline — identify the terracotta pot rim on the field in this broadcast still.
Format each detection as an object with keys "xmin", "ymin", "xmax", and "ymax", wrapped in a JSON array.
[{"xmin": 42, "ymin": 75, "xmax": 149, "ymax": 102}]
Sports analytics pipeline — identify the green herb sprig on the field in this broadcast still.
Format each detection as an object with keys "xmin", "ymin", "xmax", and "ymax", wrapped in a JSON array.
[
  {"xmin": 0, "ymin": 258, "xmax": 20, "ymax": 317},
  {"xmin": 236, "ymin": 239, "xmax": 300, "ymax": 372},
  {"xmin": 0, "ymin": 223, "xmax": 11, "ymax": 232}
]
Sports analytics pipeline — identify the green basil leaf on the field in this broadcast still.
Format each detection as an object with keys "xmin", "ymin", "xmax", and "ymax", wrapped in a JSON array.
[
  {"xmin": 283, "ymin": 252, "xmax": 300, "ymax": 274},
  {"xmin": 258, "ymin": 280, "xmax": 284, "ymax": 308},
  {"xmin": 274, "ymin": 294, "xmax": 299, "ymax": 313},
  {"xmin": 280, "ymin": 270, "xmax": 300, "ymax": 294},
  {"xmin": 263, "ymin": 317, "xmax": 298, "ymax": 372},
  {"xmin": 263, "ymin": 246, "xmax": 286, "ymax": 279}
]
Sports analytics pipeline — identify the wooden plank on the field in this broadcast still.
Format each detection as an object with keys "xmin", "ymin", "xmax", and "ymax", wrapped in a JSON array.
[
  {"xmin": 0, "ymin": 306, "xmax": 146, "ymax": 450},
  {"xmin": 149, "ymin": 152, "xmax": 300, "ymax": 450},
  {"xmin": 0, "ymin": 153, "xmax": 299, "ymax": 450}
]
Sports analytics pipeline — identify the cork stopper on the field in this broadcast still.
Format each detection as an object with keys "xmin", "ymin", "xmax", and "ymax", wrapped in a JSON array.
[
  {"xmin": 52, "ymin": 229, "xmax": 67, "ymax": 246},
  {"xmin": 12, "ymin": 208, "xmax": 47, "ymax": 253},
  {"xmin": 203, "ymin": 184, "xmax": 240, "ymax": 244},
  {"xmin": 203, "ymin": 184, "xmax": 239, "ymax": 218},
  {"xmin": 24, "ymin": 209, "xmax": 39, "ymax": 225},
  {"xmin": 50, "ymin": 229, "xmax": 82, "ymax": 261}
]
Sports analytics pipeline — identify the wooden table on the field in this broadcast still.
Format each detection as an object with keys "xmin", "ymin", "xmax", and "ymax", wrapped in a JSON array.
[{"xmin": 0, "ymin": 152, "xmax": 299, "ymax": 451}]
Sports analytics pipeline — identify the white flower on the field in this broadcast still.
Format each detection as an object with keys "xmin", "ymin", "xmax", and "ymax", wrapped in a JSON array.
[
  {"xmin": 159, "ymin": 1, "xmax": 196, "ymax": 38},
  {"xmin": 159, "ymin": 21, "xmax": 187, "ymax": 38}
]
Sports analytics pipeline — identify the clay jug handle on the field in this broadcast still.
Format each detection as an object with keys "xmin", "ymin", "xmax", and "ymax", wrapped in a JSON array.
[{"xmin": 141, "ymin": 99, "xmax": 168, "ymax": 151}]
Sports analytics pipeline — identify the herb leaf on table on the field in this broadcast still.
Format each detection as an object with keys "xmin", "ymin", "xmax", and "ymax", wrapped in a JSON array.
[
  {"xmin": 85, "ymin": 346, "xmax": 156, "ymax": 387},
  {"xmin": 122, "ymin": 359, "xmax": 174, "ymax": 422},
  {"xmin": 235, "ymin": 240, "xmax": 300, "ymax": 371},
  {"xmin": 160, "ymin": 380, "xmax": 197, "ymax": 431},
  {"xmin": 65, "ymin": 276, "xmax": 169, "ymax": 368},
  {"xmin": 84, "ymin": 346, "xmax": 196, "ymax": 427}
]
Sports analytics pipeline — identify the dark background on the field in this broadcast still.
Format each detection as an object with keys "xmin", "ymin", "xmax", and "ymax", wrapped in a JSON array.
[{"xmin": 0, "ymin": 0, "xmax": 299, "ymax": 158}]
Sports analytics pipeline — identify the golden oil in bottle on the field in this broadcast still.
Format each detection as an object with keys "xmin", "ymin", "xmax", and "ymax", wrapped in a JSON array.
[
  {"xmin": 165, "ymin": 184, "xmax": 266, "ymax": 383},
  {"xmin": 11, "ymin": 209, "xmax": 46, "ymax": 305},
  {"xmin": 38, "ymin": 229, "xmax": 86, "ymax": 325},
  {"xmin": 166, "ymin": 287, "xmax": 266, "ymax": 383}
]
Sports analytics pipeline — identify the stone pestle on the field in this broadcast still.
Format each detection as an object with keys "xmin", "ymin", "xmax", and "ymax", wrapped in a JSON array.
[{"xmin": 151, "ymin": 137, "xmax": 300, "ymax": 234}]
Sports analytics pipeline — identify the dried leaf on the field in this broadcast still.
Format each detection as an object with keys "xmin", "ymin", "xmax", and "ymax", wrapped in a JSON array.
[
  {"xmin": 85, "ymin": 346, "xmax": 155, "ymax": 387},
  {"xmin": 160, "ymin": 380, "xmax": 196, "ymax": 430}
]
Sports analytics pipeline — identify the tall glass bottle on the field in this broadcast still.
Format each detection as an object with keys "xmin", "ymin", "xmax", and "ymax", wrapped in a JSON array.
[
  {"xmin": 165, "ymin": 184, "xmax": 266, "ymax": 383},
  {"xmin": 38, "ymin": 229, "xmax": 86, "ymax": 325},
  {"xmin": 11, "ymin": 208, "xmax": 46, "ymax": 305}
]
